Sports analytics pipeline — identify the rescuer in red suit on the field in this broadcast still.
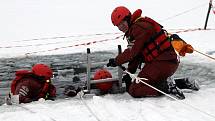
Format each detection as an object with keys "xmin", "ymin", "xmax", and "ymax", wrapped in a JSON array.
[
  {"xmin": 10, "ymin": 64, "xmax": 56, "ymax": 103},
  {"xmin": 107, "ymin": 6, "xmax": 179, "ymax": 98}
]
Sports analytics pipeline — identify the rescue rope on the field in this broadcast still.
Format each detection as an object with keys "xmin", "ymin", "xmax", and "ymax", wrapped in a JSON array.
[
  {"xmin": 78, "ymin": 92, "xmax": 102, "ymax": 121},
  {"xmin": 122, "ymin": 67, "xmax": 215, "ymax": 119},
  {"xmin": 12, "ymin": 103, "xmax": 57, "ymax": 121},
  {"xmin": 122, "ymin": 69, "xmax": 179, "ymax": 101},
  {"xmin": 160, "ymin": 2, "xmax": 208, "ymax": 22},
  {"xmin": 194, "ymin": 49, "xmax": 215, "ymax": 60}
]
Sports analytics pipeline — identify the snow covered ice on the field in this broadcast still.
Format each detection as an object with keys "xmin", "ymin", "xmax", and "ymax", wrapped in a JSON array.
[
  {"xmin": 0, "ymin": 0, "xmax": 215, "ymax": 121},
  {"xmin": 0, "ymin": 90, "xmax": 215, "ymax": 121}
]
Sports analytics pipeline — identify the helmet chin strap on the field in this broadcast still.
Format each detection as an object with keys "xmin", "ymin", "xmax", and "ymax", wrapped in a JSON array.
[{"xmin": 117, "ymin": 20, "xmax": 129, "ymax": 33}]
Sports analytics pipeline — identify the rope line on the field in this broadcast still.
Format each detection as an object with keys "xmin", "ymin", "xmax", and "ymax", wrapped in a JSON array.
[
  {"xmin": 1, "ymin": 41, "xmax": 74, "ymax": 49},
  {"xmin": 168, "ymin": 28, "xmax": 215, "ymax": 31},
  {"xmin": 169, "ymin": 28, "xmax": 215, "ymax": 33},
  {"xmin": 123, "ymin": 70, "xmax": 178, "ymax": 101},
  {"xmin": 2, "ymin": 32, "xmax": 121, "ymax": 43},
  {"xmin": 78, "ymin": 92, "xmax": 102, "ymax": 121},
  {"xmin": 1, "ymin": 28, "xmax": 214, "ymax": 50},
  {"xmin": 161, "ymin": 2, "xmax": 208, "ymax": 22},
  {"xmin": 194, "ymin": 49, "xmax": 215, "ymax": 60},
  {"xmin": 12, "ymin": 103, "xmax": 57, "ymax": 121},
  {"xmin": 123, "ymin": 69, "xmax": 215, "ymax": 119},
  {"xmin": 0, "ymin": 27, "xmax": 213, "ymax": 57},
  {"xmin": 0, "ymin": 34, "xmax": 123, "ymax": 49},
  {"xmin": 0, "ymin": 36, "xmax": 122, "ymax": 49},
  {"xmin": 25, "ymin": 35, "xmax": 123, "ymax": 55}
]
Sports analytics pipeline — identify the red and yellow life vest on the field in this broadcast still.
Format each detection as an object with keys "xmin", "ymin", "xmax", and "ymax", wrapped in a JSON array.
[{"xmin": 139, "ymin": 17, "xmax": 172, "ymax": 62}]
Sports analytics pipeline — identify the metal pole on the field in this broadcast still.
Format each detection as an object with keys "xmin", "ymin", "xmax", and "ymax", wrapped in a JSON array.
[
  {"xmin": 86, "ymin": 48, "xmax": 91, "ymax": 91},
  {"xmin": 204, "ymin": 0, "xmax": 213, "ymax": 29},
  {"xmin": 117, "ymin": 45, "xmax": 123, "ymax": 89},
  {"xmin": 90, "ymin": 78, "xmax": 120, "ymax": 84}
]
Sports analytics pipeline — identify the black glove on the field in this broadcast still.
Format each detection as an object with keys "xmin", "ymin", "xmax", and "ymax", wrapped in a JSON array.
[
  {"xmin": 119, "ymin": 66, "xmax": 126, "ymax": 71},
  {"xmin": 122, "ymin": 74, "xmax": 132, "ymax": 92},
  {"xmin": 122, "ymin": 74, "xmax": 132, "ymax": 83},
  {"xmin": 107, "ymin": 58, "xmax": 117, "ymax": 67},
  {"xmin": 64, "ymin": 85, "xmax": 81, "ymax": 97}
]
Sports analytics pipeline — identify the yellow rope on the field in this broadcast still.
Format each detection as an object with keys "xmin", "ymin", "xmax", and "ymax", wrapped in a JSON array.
[{"xmin": 194, "ymin": 49, "xmax": 215, "ymax": 60}]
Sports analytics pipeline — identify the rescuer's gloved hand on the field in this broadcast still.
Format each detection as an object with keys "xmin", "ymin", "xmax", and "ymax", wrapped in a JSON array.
[
  {"xmin": 64, "ymin": 85, "xmax": 80, "ymax": 97},
  {"xmin": 107, "ymin": 58, "xmax": 117, "ymax": 67},
  {"xmin": 122, "ymin": 74, "xmax": 132, "ymax": 92}
]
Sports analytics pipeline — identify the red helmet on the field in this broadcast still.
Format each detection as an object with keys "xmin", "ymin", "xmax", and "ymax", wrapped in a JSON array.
[
  {"xmin": 111, "ymin": 6, "xmax": 131, "ymax": 26},
  {"xmin": 93, "ymin": 69, "xmax": 113, "ymax": 92},
  {"xmin": 32, "ymin": 64, "xmax": 53, "ymax": 79}
]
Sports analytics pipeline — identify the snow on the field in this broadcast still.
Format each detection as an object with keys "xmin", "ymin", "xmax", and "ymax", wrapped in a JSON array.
[
  {"xmin": 0, "ymin": 91, "xmax": 215, "ymax": 121},
  {"xmin": 0, "ymin": 0, "xmax": 215, "ymax": 121},
  {"xmin": 0, "ymin": 0, "xmax": 214, "ymax": 58}
]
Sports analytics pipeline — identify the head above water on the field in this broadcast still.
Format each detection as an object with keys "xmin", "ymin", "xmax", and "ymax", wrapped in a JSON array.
[{"xmin": 32, "ymin": 63, "xmax": 53, "ymax": 80}]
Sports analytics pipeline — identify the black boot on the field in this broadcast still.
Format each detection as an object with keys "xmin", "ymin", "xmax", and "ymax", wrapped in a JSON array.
[
  {"xmin": 167, "ymin": 78, "xmax": 185, "ymax": 100},
  {"xmin": 174, "ymin": 77, "xmax": 200, "ymax": 91}
]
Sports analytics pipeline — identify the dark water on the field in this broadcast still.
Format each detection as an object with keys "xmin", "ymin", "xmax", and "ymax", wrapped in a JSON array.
[
  {"xmin": 0, "ymin": 51, "xmax": 117, "ymax": 105},
  {"xmin": 0, "ymin": 51, "xmax": 215, "ymax": 105}
]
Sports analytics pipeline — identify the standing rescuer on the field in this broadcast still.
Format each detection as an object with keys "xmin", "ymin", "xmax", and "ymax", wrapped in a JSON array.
[
  {"xmin": 10, "ymin": 63, "xmax": 56, "ymax": 103},
  {"xmin": 107, "ymin": 6, "xmax": 187, "ymax": 98}
]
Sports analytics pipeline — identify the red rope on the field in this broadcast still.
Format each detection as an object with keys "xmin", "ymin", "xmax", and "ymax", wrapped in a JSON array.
[
  {"xmin": 2, "ymin": 32, "xmax": 121, "ymax": 43},
  {"xmin": 1, "ymin": 27, "xmax": 214, "ymax": 57},
  {"xmin": 25, "ymin": 35, "xmax": 123, "ymax": 56},
  {"xmin": 169, "ymin": 28, "xmax": 215, "ymax": 33}
]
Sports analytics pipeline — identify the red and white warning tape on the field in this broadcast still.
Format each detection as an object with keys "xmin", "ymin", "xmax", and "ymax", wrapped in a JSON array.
[
  {"xmin": 1, "ymin": 27, "xmax": 214, "ymax": 57},
  {"xmin": 3, "ymin": 32, "xmax": 121, "ymax": 43},
  {"xmin": 169, "ymin": 28, "xmax": 215, "ymax": 33},
  {"xmin": 1, "ymin": 28, "xmax": 214, "ymax": 50},
  {"xmin": 25, "ymin": 35, "xmax": 123, "ymax": 56}
]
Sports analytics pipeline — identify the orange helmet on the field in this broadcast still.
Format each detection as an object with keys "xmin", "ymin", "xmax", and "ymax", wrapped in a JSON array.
[
  {"xmin": 111, "ymin": 6, "xmax": 131, "ymax": 26},
  {"xmin": 32, "ymin": 64, "xmax": 53, "ymax": 79},
  {"xmin": 93, "ymin": 69, "xmax": 113, "ymax": 92}
]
